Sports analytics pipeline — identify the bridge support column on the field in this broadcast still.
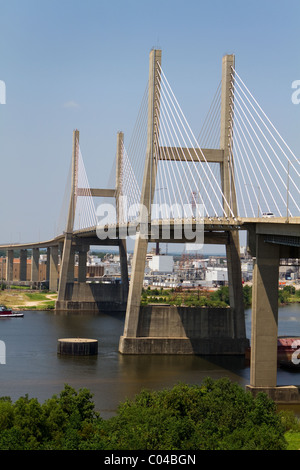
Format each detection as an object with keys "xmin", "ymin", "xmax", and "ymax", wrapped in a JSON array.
[
  {"xmin": 46, "ymin": 248, "xmax": 50, "ymax": 284},
  {"xmin": 6, "ymin": 250, "xmax": 14, "ymax": 283},
  {"xmin": 121, "ymin": 234, "xmax": 148, "ymax": 339},
  {"xmin": 49, "ymin": 246, "xmax": 59, "ymax": 292},
  {"xmin": 78, "ymin": 245, "xmax": 88, "ymax": 283},
  {"xmin": 246, "ymin": 229, "xmax": 300, "ymax": 403},
  {"xmin": 119, "ymin": 239, "xmax": 129, "ymax": 303},
  {"xmin": 245, "ymin": 234, "xmax": 300, "ymax": 402},
  {"xmin": 31, "ymin": 248, "xmax": 39, "ymax": 284},
  {"xmin": 67, "ymin": 247, "xmax": 75, "ymax": 283},
  {"xmin": 57, "ymin": 235, "xmax": 74, "ymax": 302},
  {"xmin": 226, "ymin": 231, "xmax": 246, "ymax": 340},
  {"xmin": 59, "ymin": 242, "xmax": 64, "ymax": 260},
  {"xmin": 19, "ymin": 249, "xmax": 27, "ymax": 282},
  {"xmin": 249, "ymin": 235, "xmax": 280, "ymax": 388}
]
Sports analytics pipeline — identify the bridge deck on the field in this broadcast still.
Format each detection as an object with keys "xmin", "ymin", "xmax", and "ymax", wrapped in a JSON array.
[{"xmin": 0, "ymin": 217, "xmax": 299, "ymax": 250}]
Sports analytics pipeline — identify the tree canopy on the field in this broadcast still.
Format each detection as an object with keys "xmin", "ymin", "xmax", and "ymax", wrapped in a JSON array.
[{"xmin": 0, "ymin": 378, "xmax": 287, "ymax": 450}]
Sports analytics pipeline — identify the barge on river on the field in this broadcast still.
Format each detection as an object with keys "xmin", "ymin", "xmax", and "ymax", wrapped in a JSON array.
[{"xmin": 246, "ymin": 336, "xmax": 300, "ymax": 370}]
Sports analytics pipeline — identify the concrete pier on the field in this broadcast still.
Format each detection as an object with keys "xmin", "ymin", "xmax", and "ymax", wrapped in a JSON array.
[
  {"xmin": 246, "ymin": 226, "xmax": 300, "ymax": 403},
  {"xmin": 19, "ymin": 249, "xmax": 27, "ymax": 282},
  {"xmin": 55, "ymin": 282, "xmax": 127, "ymax": 312},
  {"xmin": 6, "ymin": 250, "xmax": 13, "ymax": 283},
  {"xmin": 119, "ymin": 305, "xmax": 249, "ymax": 355},
  {"xmin": 49, "ymin": 246, "xmax": 59, "ymax": 291},
  {"xmin": 57, "ymin": 338, "xmax": 98, "ymax": 356},
  {"xmin": 31, "ymin": 248, "xmax": 39, "ymax": 283},
  {"xmin": 250, "ymin": 235, "xmax": 280, "ymax": 388},
  {"xmin": 77, "ymin": 245, "xmax": 88, "ymax": 283}
]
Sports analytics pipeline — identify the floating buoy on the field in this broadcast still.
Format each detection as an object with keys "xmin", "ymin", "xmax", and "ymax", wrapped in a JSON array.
[{"xmin": 57, "ymin": 338, "xmax": 98, "ymax": 356}]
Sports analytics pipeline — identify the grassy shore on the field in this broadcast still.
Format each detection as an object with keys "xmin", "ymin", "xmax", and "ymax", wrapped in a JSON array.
[
  {"xmin": 0, "ymin": 289, "xmax": 57, "ymax": 310},
  {"xmin": 0, "ymin": 284, "xmax": 298, "ymax": 311}
]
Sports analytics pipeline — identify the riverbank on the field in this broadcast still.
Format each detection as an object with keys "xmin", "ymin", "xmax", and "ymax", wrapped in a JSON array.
[
  {"xmin": 0, "ymin": 284, "xmax": 299, "ymax": 311},
  {"xmin": 141, "ymin": 285, "xmax": 300, "ymax": 308},
  {"xmin": 0, "ymin": 289, "xmax": 57, "ymax": 310}
]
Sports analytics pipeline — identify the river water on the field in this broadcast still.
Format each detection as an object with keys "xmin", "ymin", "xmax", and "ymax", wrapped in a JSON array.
[{"xmin": 0, "ymin": 304, "xmax": 300, "ymax": 418}]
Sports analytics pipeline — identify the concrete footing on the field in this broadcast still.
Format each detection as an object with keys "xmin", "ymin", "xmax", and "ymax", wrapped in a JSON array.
[
  {"xmin": 119, "ymin": 336, "xmax": 249, "ymax": 355},
  {"xmin": 55, "ymin": 300, "xmax": 126, "ymax": 312},
  {"xmin": 57, "ymin": 338, "xmax": 98, "ymax": 355},
  {"xmin": 119, "ymin": 305, "xmax": 249, "ymax": 355},
  {"xmin": 55, "ymin": 282, "xmax": 127, "ymax": 313},
  {"xmin": 246, "ymin": 385, "xmax": 300, "ymax": 404}
]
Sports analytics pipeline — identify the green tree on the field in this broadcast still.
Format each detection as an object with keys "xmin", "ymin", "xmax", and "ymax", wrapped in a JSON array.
[
  {"xmin": 41, "ymin": 384, "xmax": 99, "ymax": 449},
  {"xmin": 243, "ymin": 285, "xmax": 252, "ymax": 307},
  {"xmin": 100, "ymin": 378, "xmax": 287, "ymax": 450},
  {"xmin": 0, "ymin": 385, "xmax": 100, "ymax": 450},
  {"xmin": 210, "ymin": 286, "xmax": 230, "ymax": 305},
  {"xmin": 0, "ymin": 380, "xmax": 288, "ymax": 450},
  {"xmin": 278, "ymin": 288, "xmax": 290, "ymax": 304}
]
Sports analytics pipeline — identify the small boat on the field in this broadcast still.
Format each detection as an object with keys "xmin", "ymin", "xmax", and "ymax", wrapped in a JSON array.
[{"xmin": 0, "ymin": 305, "xmax": 24, "ymax": 318}]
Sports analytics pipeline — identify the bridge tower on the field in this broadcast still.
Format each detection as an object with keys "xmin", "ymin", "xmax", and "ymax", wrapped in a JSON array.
[
  {"xmin": 57, "ymin": 129, "xmax": 80, "ymax": 301},
  {"xmin": 119, "ymin": 50, "xmax": 248, "ymax": 354},
  {"xmin": 56, "ymin": 129, "xmax": 129, "ymax": 312},
  {"xmin": 220, "ymin": 54, "xmax": 246, "ymax": 346},
  {"xmin": 120, "ymin": 49, "xmax": 162, "ymax": 343}
]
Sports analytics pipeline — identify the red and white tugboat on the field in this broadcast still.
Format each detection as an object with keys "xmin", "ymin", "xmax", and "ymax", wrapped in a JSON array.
[{"xmin": 0, "ymin": 305, "xmax": 23, "ymax": 318}]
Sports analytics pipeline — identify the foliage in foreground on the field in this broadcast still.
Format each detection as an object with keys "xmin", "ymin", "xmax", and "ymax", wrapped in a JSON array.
[
  {"xmin": 284, "ymin": 432, "xmax": 300, "ymax": 450},
  {"xmin": 0, "ymin": 379, "xmax": 288, "ymax": 450}
]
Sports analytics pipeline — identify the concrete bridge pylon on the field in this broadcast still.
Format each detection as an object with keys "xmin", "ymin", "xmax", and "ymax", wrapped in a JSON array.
[
  {"xmin": 55, "ymin": 129, "xmax": 129, "ymax": 312},
  {"xmin": 119, "ymin": 49, "xmax": 249, "ymax": 355}
]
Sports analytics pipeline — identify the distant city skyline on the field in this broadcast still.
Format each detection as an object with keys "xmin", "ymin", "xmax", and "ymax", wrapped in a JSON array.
[{"xmin": 0, "ymin": 0, "xmax": 299, "ymax": 253}]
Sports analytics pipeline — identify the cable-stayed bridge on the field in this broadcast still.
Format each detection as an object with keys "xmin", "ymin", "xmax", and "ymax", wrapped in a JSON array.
[{"xmin": 0, "ymin": 50, "xmax": 299, "ymax": 402}]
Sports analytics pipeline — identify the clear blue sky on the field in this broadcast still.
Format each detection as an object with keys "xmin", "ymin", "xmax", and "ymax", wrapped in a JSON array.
[{"xmin": 0, "ymin": 0, "xmax": 299, "ymax": 247}]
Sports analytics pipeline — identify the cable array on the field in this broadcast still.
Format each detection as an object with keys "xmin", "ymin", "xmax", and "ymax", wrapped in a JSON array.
[
  {"xmin": 231, "ymin": 68, "xmax": 300, "ymax": 218},
  {"xmin": 198, "ymin": 81, "xmax": 221, "ymax": 149},
  {"xmin": 108, "ymin": 83, "xmax": 148, "ymax": 224},
  {"xmin": 56, "ymin": 61, "xmax": 299, "ymax": 236},
  {"xmin": 152, "ymin": 63, "xmax": 233, "ymax": 219},
  {"xmin": 119, "ymin": 142, "xmax": 142, "ymax": 223},
  {"xmin": 73, "ymin": 145, "xmax": 97, "ymax": 230}
]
